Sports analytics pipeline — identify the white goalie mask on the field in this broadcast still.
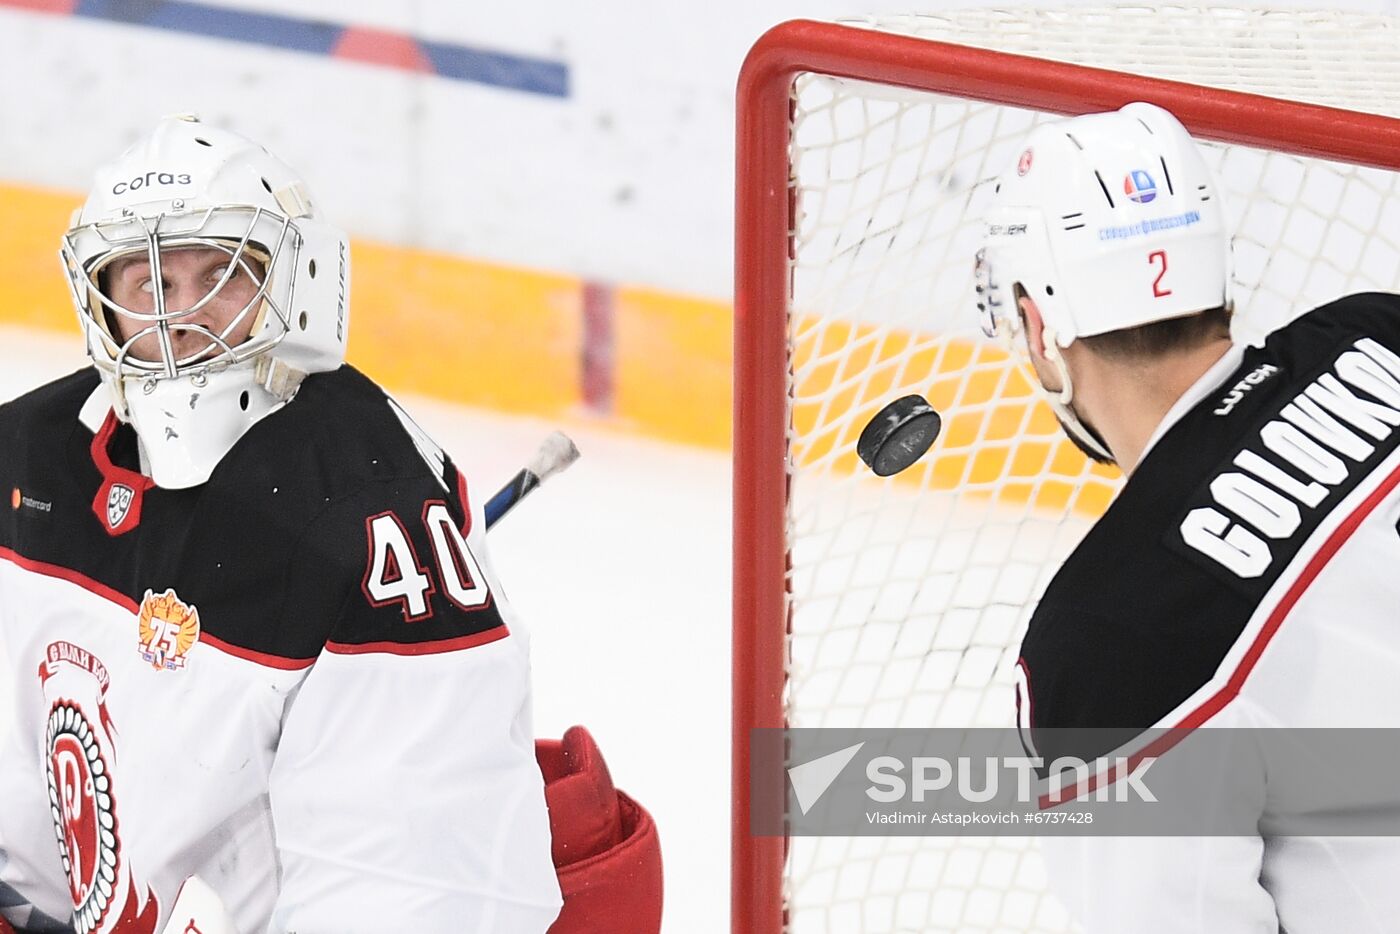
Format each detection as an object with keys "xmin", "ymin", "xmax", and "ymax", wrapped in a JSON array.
[
  {"xmin": 61, "ymin": 114, "xmax": 350, "ymax": 488},
  {"xmin": 975, "ymin": 102, "xmax": 1231, "ymax": 461}
]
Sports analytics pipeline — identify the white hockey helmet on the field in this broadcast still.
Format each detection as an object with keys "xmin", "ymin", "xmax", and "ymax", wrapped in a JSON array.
[
  {"xmin": 975, "ymin": 102, "xmax": 1231, "ymax": 459},
  {"xmin": 61, "ymin": 115, "xmax": 350, "ymax": 488}
]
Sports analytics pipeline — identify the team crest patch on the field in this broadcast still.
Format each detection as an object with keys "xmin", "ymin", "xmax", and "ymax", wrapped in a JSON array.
[
  {"xmin": 38, "ymin": 644, "xmax": 161, "ymax": 933},
  {"xmin": 137, "ymin": 589, "xmax": 201, "ymax": 672},
  {"xmin": 47, "ymin": 700, "xmax": 119, "ymax": 933},
  {"xmin": 107, "ymin": 483, "xmax": 135, "ymax": 530}
]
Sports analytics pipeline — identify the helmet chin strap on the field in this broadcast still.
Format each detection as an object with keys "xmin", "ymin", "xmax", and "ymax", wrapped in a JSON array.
[{"xmin": 1040, "ymin": 331, "xmax": 1115, "ymax": 464}]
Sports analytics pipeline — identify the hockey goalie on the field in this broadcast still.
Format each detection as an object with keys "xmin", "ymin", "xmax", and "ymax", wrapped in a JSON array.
[{"xmin": 0, "ymin": 116, "xmax": 661, "ymax": 933}]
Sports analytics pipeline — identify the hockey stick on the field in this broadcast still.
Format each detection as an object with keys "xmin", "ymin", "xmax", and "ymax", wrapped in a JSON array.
[{"xmin": 484, "ymin": 431, "xmax": 581, "ymax": 529}]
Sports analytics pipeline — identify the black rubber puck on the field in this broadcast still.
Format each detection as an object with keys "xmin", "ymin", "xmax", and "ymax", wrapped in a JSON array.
[{"xmin": 856, "ymin": 394, "xmax": 942, "ymax": 477}]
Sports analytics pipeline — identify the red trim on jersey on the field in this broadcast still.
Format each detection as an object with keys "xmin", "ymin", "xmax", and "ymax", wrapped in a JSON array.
[
  {"xmin": 324, "ymin": 625, "xmax": 509, "ymax": 657},
  {"xmin": 89, "ymin": 411, "xmax": 155, "ymax": 538},
  {"xmin": 1015, "ymin": 657, "xmax": 1039, "ymax": 760},
  {"xmin": 1016, "ymin": 657, "xmax": 1035, "ymax": 727},
  {"xmin": 455, "ymin": 469, "xmax": 474, "ymax": 535},
  {"xmin": 0, "ymin": 546, "xmax": 138, "ymax": 613},
  {"xmin": 199, "ymin": 632, "xmax": 316, "ymax": 671},
  {"xmin": 0, "ymin": 548, "xmax": 318, "ymax": 672},
  {"xmin": 1040, "ymin": 458, "xmax": 1400, "ymax": 808}
]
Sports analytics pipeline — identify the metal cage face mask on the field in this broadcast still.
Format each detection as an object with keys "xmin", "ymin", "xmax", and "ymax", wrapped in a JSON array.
[{"xmin": 62, "ymin": 205, "xmax": 300, "ymax": 381}]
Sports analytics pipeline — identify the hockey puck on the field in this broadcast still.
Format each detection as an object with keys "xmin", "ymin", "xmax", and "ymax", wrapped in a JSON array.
[{"xmin": 856, "ymin": 395, "xmax": 942, "ymax": 477}]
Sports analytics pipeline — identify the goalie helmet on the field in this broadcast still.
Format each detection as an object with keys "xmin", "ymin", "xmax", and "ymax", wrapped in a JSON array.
[
  {"xmin": 61, "ymin": 115, "xmax": 350, "ymax": 488},
  {"xmin": 975, "ymin": 101, "xmax": 1231, "ymax": 460}
]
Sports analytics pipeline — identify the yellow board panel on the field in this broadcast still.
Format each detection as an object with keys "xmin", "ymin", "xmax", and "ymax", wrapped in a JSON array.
[
  {"xmin": 0, "ymin": 181, "xmax": 584, "ymax": 418},
  {"xmin": 791, "ymin": 314, "xmax": 1119, "ymax": 516},
  {"xmin": 347, "ymin": 240, "xmax": 582, "ymax": 417},
  {"xmin": 613, "ymin": 286, "xmax": 732, "ymax": 449},
  {"xmin": 0, "ymin": 183, "xmax": 83, "ymax": 333}
]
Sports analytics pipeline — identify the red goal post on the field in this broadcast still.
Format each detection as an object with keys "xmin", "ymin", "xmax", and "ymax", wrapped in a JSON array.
[{"xmin": 733, "ymin": 15, "xmax": 1400, "ymax": 934}]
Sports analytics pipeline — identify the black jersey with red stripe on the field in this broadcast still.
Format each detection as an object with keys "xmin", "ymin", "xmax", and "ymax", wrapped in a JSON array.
[
  {"xmin": 1021, "ymin": 295, "xmax": 1400, "ymax": 934},
  {"xmin": 0, "ymin": 364, "xmax": 507, "ymax": 664},
  {"xmin": 1019, "ymin": 292, "xmax": 1400, "ymax": 763}
]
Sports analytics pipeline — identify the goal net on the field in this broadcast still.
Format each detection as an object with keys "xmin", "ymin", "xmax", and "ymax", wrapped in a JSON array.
[{"xmin": 733, "ymin": 8, "xmax": 1400, "ymax": 933}]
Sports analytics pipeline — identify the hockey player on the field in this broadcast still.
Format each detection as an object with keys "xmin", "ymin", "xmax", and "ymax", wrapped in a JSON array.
[
  {"xmin": 0, "ymin": 116, "xmax": 562, "ymax": 932},
  {"xmin": 977, "ymin": 102, "xmax": 1400, "ymax": 932}
]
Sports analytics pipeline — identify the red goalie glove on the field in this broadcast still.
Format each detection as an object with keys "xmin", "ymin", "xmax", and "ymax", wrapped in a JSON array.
[
  {"xmin": 537, "ymin": 726, "xmax": 663, "ymax": 933},
  {"xmin": 0, "ymin": 915, "xmax": 12, "ymax": 934}
]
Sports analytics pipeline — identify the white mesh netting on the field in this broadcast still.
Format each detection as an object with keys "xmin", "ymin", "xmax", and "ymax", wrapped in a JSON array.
[{"xmin": 778, "ymin": 7, "xmax": 1400, "ymax": 932}]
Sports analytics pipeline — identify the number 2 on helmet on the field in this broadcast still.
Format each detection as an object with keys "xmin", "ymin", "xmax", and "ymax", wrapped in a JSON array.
[{"xmin": 1149, "ymin": 249, "xmax": 1173, "ymax": 298}]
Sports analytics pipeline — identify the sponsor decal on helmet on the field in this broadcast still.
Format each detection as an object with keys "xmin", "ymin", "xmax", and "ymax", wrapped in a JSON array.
[
  {"xmin": 137, "ymin": 589, "xmax": 202, "ymax": 672},
  {"xmin": 1123, "ymin": 169, "xmax": 1158, "ymax": 204},
  {"xmin": 1016, "ymin": 148, "xmax": 1034, "ymax": 177},
  {"xmin": 1097, "ymin": 210, "xmax": 1202, "ymax": 242},
  {"xmin": 111, "ymin": 172, "xmax": 193, "ymax": 196}
]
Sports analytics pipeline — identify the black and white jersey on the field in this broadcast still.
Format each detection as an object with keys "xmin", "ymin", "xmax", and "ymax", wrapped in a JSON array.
[
  {"xmin": 1017, "ymin": 292, "xmax": 1400, "ymax": 933},
  {"xmin": 0, "ymin": 366, "xmax": 561, "ymax": 933}
]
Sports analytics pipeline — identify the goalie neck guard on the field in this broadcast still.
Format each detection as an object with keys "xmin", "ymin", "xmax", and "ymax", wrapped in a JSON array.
[{"xmin": 61, "ymin": 115, "xmax": 351, "ymax": 489}]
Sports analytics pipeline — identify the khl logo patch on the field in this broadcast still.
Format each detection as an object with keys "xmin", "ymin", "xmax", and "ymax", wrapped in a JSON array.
[{"xmin": 106, "ymin": 484, "xmax": 135, "ymax": 531}]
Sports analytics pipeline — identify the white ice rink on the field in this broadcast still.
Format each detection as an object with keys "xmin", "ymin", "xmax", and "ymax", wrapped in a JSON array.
[{"xmin": 0, "ymin": 324, "xmax": 731, "ymax": 932}]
